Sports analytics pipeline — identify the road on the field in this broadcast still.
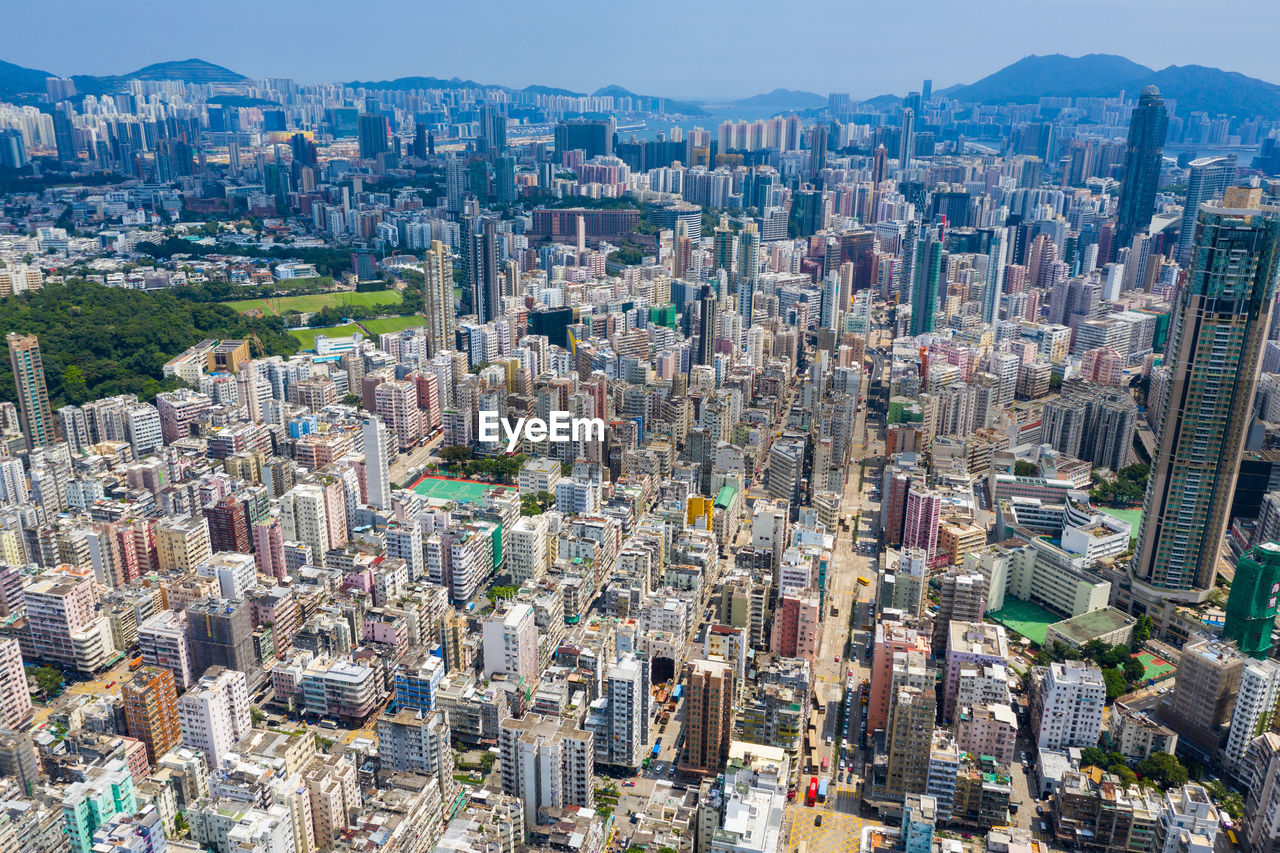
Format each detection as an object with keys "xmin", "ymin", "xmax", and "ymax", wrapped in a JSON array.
[
  {"xmin": 29, "ymin": 654, "xmax": 134, "ymax": 728},
  {"xmin": 389, "ymin": 432, "xmax": 445, "ymax": 484},
  {"xmin": 785, "ymin": 387, "xmax": 886, "ymax": 851}
]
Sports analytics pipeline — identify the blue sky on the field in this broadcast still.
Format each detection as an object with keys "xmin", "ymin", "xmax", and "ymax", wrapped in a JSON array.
[{"xmin": 4, "ymin": 0, "xmax": 1278, "ymax": 100}]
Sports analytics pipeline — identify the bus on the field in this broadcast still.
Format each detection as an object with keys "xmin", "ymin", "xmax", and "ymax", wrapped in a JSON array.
[
  {"xmin": 128, "ymin": 655, "xmax": 144, "ymax": 671},
  {"xmin": 818, "ymin": 778, "xmax": 829, "ymax": 803},
  {"xmin": 806, "ymin": 777, "xmax": 818, "ymax": 807},
  {"xmin": 857, "ymin": 576, "xmax": 870, "ymax": 586}
]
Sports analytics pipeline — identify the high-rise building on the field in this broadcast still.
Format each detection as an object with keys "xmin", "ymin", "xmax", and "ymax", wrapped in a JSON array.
[
  {"xmin": 356, "ymin": 112, "xmax": 389, "ymax": 160},
  {"xmin": 363, "ymin": 415, "xmax": 391, "ymax": 510},
  {"xmin": 682, "ymin": 658, "xmax": 735, "ymax": 775},
  {"xmin": 1224, "ymin": 541, "xmax": 1280, "ymax": 659},
  {"xmin": 902, "ymin": 488, "xmax": 942, "ymax": 557},
  {"xmin": 376, "ymin": 707, "xmax": 454, "ymax": 792},
  {"xmin": 1131, "ymin": 196, "xmax": 1280, "ymax": 605},
  {"xmin": 461, "ymin": 216, "xmax": 501, "ymax": 324},
  {"xmin": 981, "ymin": 227, "xmax": 1008, "ymax": 325},
  {"xmin": 909, "ymin": 229, "xmax": 944, "ymax": 336},
  {"xmin": 498, "ymin": 712, "xmax": 594, "ymax": 832},
  {"xmin": 1114, "ymin": 86, "xmax": 1169, "ymax": 252},
  {"xmin": 1176, "ymin": 156, "xmax": 1236, "ymax": 265},
  {"xmin": 7, "ymin": 333, "xmax": 56, "ymax": 449},
  {"xmin": 178, "ymin": 665, "xmax": 251, "ymax": 768},
  {"xmin": 584, "ymin": 653, "xmax": 648, "ymax": 769},
  {"xmin": 0, "ymin": 638, "xmax": 31, "ymax": 729},
  {"xmin": 932, "ymin": 571, "xmax": 986, "ymax": 655},
  {"xmin": 0, "ymin": 729, "xmax": 40, "ymax": 796},
  {"xmin": 695, "ymin": 284, "xmax": 718, "ymax": 366},
  {"xmin": 1029, "ymin": 661, "xmax": 1105, "ymax": 751},
  {"xmin": 122, "ymin": 665, "xmax": 181, "ymax": 765},
  {"xmin": 1162, "ymin": 638, "xmax": 1244, "ymax": 760},
  {"xmin": 481, "ymin": 602, "xmax": 538, "ymax": 684},
  {"xmin": 884, "ymin": 684, "xmax": 935, "ymax": 800},
  {"xmin": 185, "ymin": 598, "xmax": 261, "ymax": 691},
  {"xmin": 423, "ymin": 240, "xmax": 454, "ymax": 356}
]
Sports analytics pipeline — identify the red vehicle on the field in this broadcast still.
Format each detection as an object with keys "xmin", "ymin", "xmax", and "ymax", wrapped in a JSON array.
[
  {"xmin": 806, "ymin": 777, "xmax": 818, "ymax": 806},
  {"xmin": 821, "ymin": 756, "xmax": 829, "ymax": 772}
]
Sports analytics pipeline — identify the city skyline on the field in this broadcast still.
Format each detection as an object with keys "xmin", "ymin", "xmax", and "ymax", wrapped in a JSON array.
[{"xmin": 3, "ymin": 0, "xmax": 1280, "ymax": 99}]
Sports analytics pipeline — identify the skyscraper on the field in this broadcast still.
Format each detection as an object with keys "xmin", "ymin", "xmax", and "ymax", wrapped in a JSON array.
[
  {"xmin": 423, "ymin": 239, "xmax": 454, "ymax": 356},
  {"xmin": 736, "ymin": 221, "xmax": 760, "ymax": 323},
  {"xmin": 909, "ymin": 228, "xmax": 944, "ymax": 336},
  {"xmin": 899, "ymin": 108, "xmax": 916, "ymax": 167},
  {"xmin": 981, "ymin": 227, "xmax": 1008, "ymax": 325},
  {"xmin": 363, "ymin": 415, "xmax": 391, "ymax": 510},
  {"xmin": 1176, "ymin": 156, "xmax": 1236, "ymax": 265},
  {"xmin": 695, "ymin": 284, "xmax": 718, "ymax": 366},
  {"xmin": 7, "ymin": 333, "xmax": 55, "ymax": 449},
  {"xmin": 1114, "ymin": 86, "xmax": 1168, "ymax": 252},
  {"xmin": 462, "ymin": 216, "xmax": 500, "ymax": 323},
  {"xmin": 1131, "ymin": 193, "xmax": 1280, "ymax": 605},
  {"xmin": 356, "ymin": 113, "xmax": 389, "ymax": 160}
]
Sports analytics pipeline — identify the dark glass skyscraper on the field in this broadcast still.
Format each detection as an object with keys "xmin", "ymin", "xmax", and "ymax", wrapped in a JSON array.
[
  {"xmin": 1114, "ymin": 86, "xmax": 1168, "ymax": 253},
  {"xmin": 695, "ymin": 285, "xmax": 717, "ymax": 366},
  {"xmin": 1131, "ymin": 193, "xmax": 1280, "ymax": 608}
]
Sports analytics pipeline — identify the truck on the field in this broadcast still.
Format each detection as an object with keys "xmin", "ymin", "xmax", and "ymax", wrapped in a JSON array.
[{"xmin": 818, "ymin": 778, "xmax": 829, "ymax": 803}]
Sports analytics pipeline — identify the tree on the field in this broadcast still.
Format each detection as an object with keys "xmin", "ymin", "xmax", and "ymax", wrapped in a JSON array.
[
  {"xmin": 1103, "ymin": 667, "xmax": 1128, "ymax": 701},
  {"xmin": 342, "ymin": 393, "xmax": 361, "ymax": 407},
  {"xmin": 440, "ymin": 446, "xmax": 473, "ymax": 463},
  {"xmin": 1079, "ymin": 747, "xmax": 1109, "ymax": 769},
  {"xmin": 1101, "ymin": 644, "xmax": 1131, "ymax": 668},
  {"xmin": 33, "ymin": 666, "xmax": 63, "ymax": 698},
  {"xmin": 1132, "ymin": 614, "xmax": 1153, "ymax": 645},
  {"xmin": 250, "ymin": 708, "xmax": 267, "ymax": 726},
  {"xmin": 1013, "ymin": 460, "xmax": 1038, "ymax": 477},
  {"xmin": 1123, "ymin": 657, "xmax": 1146, "ymax": 683},
  {"xmin": 1136, "ymin": 752, "xmax": 1188, "ymax": 790}
]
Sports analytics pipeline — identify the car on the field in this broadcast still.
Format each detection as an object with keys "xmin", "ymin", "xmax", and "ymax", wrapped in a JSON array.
[
  {"xmin": 834, "ymin": 655, "xmax": 840, "ymax": 663},
  {"xmin": 668, "ymin": 764, "xmax": 676, "ymax": 775},
  {"xmin": 623, "ymin": 781, "xmax": 636, "ymax": 787},
  {"xmin": 815, "ymin": 815, "xmax": 823, "ymax": 827},
  {"xmin": 838, "ymin": 772, "xmax": 845, "ymax": 782}
]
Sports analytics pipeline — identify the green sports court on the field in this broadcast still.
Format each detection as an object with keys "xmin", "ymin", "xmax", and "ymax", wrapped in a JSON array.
[
  {"xmin": 410, "ymin": 475, "xmax": 513, "ymax": 504},
  {"xmin": 987, "ymin": 599, "xmax": 1061, "ymax": 646}
]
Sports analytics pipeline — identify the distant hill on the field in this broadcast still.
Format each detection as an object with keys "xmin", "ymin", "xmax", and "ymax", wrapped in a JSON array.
[
  {"xmin": 593, "ymin": 84, "xmax": 703, "ymax": 116},
  {"xmin": 0, "ymin": 59, "xmax": 53, "ymax": 98},
  {"xmin": 1112, "ymin": 65, "xmax": 1280, "ymax": 120},
  {"xmin": 126, "ymin": 59, "xmax": 248, "ymax": 83},
  {"xmin": 521, "ymin": 83, "xmax": 584, "ymax": 98},
  {"xmin": 942, "ymin": 53, "xmax": 1153, "ymax": 103},
  {"xmin": 729, "ymin": 88, "xmax": 826, "ymax": 111},
  {"xmin": 347, "ymin": 75, "xmax": 488, "ymax": 91},
  {"xmin": 940, "ymin": 53, "xmax": 1280, "ymax": 118}
]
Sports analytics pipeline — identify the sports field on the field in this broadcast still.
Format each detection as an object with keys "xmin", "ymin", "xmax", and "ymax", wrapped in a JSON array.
[
  {"xmin": 222, "ymin": 289, "xmax": 402, "ymax": 315},
  {"xmin": 987, "ymin": 598, "xmax": 1060, "ymax": 646},
  {"xmin": 290, "ymin": 323, "xmax": 362, "ymax": 350},
  {"xmin": 361, "ymin": 315, "xmax": 428, "ymax": 335},
  {"xmin": 1133, "ymin": 650, "xmax": 1175, "ymax": 681},
  {"xmin": 411, "ymin": 475, "xmax": 514, "ymax": 504}
]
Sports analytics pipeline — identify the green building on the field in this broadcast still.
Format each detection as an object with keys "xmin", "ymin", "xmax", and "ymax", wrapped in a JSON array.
[
  {"xmin": 62, "ymin": 760, "xmax": 137, "ymax": 853},
  {"xmin": 1223, "ymin": 541, "xmax": 1280, "ymax": 659}
]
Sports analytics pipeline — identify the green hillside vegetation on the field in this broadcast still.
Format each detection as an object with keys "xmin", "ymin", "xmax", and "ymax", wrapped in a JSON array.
[{"xmin": 0, "ymin": 279, "xmax": 298, "ymax": 406}]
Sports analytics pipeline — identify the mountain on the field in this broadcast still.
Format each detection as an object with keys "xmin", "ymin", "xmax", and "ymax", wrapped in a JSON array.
[
  {"xmin": 0, "ymin": 58, "xmax": 54, "ymax": 98},
  {"xmin": 1111, "ymin": 64, "xmax": 1280, "ymax": 120},
  {"xmin": 126, "ymin": 59, "xmax": 247, "ymax": 83},
  {"xmin": 942, "ymin": 53, "xmax": 1153, "ymax": 103},
  {"xmin": 728, "ymin": 88, "xmax": 826, "ymax": 111}
]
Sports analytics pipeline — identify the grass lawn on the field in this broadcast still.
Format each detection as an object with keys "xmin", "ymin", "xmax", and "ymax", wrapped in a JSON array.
[
  {"xmin": 222, "ymin": 289, "xmax": 402, "ymax": 315},
  {"xmin": 361, "ymin": 315, "xmax": 427, "ymax": 335},
  {"xmin": 290, "ymin": 323, "xmax": 362, "ymax": 350}
]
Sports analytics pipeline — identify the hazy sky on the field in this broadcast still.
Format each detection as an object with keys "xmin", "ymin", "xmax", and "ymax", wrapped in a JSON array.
[{"xmin": 4, "ymin": 0, "xmax": 1278, "ymax": 100}]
